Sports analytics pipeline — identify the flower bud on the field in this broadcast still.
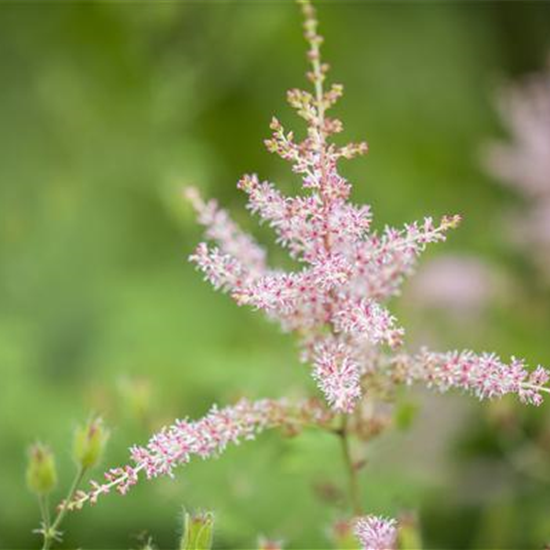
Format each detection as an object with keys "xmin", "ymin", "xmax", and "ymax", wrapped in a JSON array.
[
  {"xmin": 73, "ymin": 417, "xmax": 109, "ymax": 470},
  {"xmin": 26, "ymin": 443, "xmax": 57, "ymax": 495},
  {"xmin": 180, "ymin": 511, "xmax": 214, "ymax": 550}
]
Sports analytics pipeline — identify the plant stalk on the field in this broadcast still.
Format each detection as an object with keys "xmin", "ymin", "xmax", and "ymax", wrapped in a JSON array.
[
  {"xmin": 42, "ymin": 466, "xmax": 86, "ymax": 550},
  {"xmin": 338, "ymin": 417, "xmax": 362, "ymax": 516}
]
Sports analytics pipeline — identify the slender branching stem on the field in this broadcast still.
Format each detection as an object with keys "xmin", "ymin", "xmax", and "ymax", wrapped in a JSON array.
[
  {"xmin": 522, "ymin": 383, "xmax": 550, "ymax": 395},
  {"xmin": 38, "ymin": 495, "xmax": 50, "ymax": 533},
  {"xmin": 337, "ymin": 416, "xmax": 362, "ymax": 516},
  {"xmin": 42, "ymin": 466, "xmax": 86, "ymax": 550},
  {"xmin": 300, "ymin": 8, "xmax": 363, "ymax": 514},
  {"xmin": 44, "ymin": 495, "xmax": 51, "ymax": 528}
]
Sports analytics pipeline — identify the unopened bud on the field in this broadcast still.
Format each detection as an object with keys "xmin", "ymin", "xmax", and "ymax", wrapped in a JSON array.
[
  {"xmin": 26, "ymin": 443, "xmax": 57, "ymax": 495},
  {"xmin": 180, "ymin": 510, "xmax": 214, "ymax": 550},
  {"xmin": 73, "ymin": 417, "xmax": 109, "ymax": 470},
  {"xmin": 269, "ymin": 117, "xmax": 282, "ymax": 132},
  {"xmin": 442, "ymin": 213, "xmax": 462, "ymax": 229}
]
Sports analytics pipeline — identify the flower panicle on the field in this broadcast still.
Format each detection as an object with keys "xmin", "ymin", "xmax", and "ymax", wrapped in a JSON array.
[
  {"xmin": 185, "ymin": 1, "xmax": 462, "ymax": 413},
  {"xmin": 393, "ymin": 348, "xmax": 550, "ymax": 405},
  {"xmin": 185, "ymin": 186, "xmax": 267, "ymax": 276},
  {"xmin": 62, "ymin": 0, "xmax": 550, "ymax": 531},
  {"xmin": 65, "ymin": 398, "xmax": 334, "ymax": 509}
]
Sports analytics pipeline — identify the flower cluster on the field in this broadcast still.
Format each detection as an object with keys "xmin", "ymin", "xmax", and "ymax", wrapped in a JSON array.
[
  {"xmin": 66, "ymin": 398, "xmax": 332, "ymax": 510},
  {"xmin": 186, "ymin": 0, "xmax": 549, "ymax": 415},
  {"xmin": 354, "ymin": 515, "xmax": 397, "ymax": 550},
  {"xmin": 484, "ymin": 61, "xmax": 550, "ymax": 273},
  {"xmin": 66, "ymin": 4, "xmax": 550, "ymax": 546},
  {"xmin": 187, "ymin": 0, "xmax": 461, "ymax": 413},
  {"xmin": 392, "ymin": 348, "xmax": 550, "ymax": 406}
]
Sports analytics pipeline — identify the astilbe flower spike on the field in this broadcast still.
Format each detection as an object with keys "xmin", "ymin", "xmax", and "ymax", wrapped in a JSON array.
[
  {"xmin": 185, "ymin": 1, "xmax": 550, "ymax": 411},
  {"xmin": 186, "ymin": 0, "xmax": 462, "ymax": 413},
  {"xmin": 392, "ymin": 349, "xmax": 550, "ymax": 406},
  {"xmin": 68, "ymin": 0, "xmax": 550, "ymax": 514},
  {"xmin": 354, "ymin": 515, "xmax": 398, "ymax": 550},
  {"xmin": 65, "ymin": 399, "xmax": 332, "ymax": 510}
]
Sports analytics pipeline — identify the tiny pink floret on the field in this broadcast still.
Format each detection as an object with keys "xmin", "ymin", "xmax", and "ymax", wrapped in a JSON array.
[{"xmin": 354, "ymin": 515, "xmax": 398, "ymax": 550}]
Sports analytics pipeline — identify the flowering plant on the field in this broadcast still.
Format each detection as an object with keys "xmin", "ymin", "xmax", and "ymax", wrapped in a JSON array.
[
  {"xmin": 484, "ymin": 60, "xmax": 550, "ymax": 276},
  {"xmin": 34, "ymin": 2, "xmax": 549, "ymax": 549}
]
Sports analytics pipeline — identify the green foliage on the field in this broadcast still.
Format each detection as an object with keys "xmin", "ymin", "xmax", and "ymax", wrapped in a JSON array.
[{"xmin": 394, "ymin": 402, "xmax": 419, "ymax": 432}]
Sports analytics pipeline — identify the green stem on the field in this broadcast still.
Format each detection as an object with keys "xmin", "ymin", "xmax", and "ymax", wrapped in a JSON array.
[
  {"xmin": 38, "ymin": 495, "xmax": 50, "ymax": 533},
  {"xmin": 42, "ymin": 466, "xmax": 86, "ymax": 550},
  {"xmin": 338, "ymin": 417, "xmax": 362, "ymax": 516},
  {"xmin": 45, "ymin": 495, "xmax": 51, "ymax": 528}
]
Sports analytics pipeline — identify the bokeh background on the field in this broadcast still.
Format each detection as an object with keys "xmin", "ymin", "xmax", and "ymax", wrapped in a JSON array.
[{"xmin": 2, "ymin": 1, "xmax": 550, "ymax": 548}]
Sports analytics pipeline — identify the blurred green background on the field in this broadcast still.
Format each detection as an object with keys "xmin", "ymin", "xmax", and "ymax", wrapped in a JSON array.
[{"xmin": 2, "ymin": 1, "xmax": 550, "ymax": 548}]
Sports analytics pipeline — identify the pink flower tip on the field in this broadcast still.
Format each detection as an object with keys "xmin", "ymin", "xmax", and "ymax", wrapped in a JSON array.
[{"xmin": 354, "ymin": 515, "xmax": 398, "ymax": 550}]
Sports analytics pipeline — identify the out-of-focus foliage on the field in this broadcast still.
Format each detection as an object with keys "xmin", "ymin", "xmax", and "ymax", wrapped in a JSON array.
[{"xmin": 1, "ymin": 2, "xmax": 550, "ymax": 548}]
